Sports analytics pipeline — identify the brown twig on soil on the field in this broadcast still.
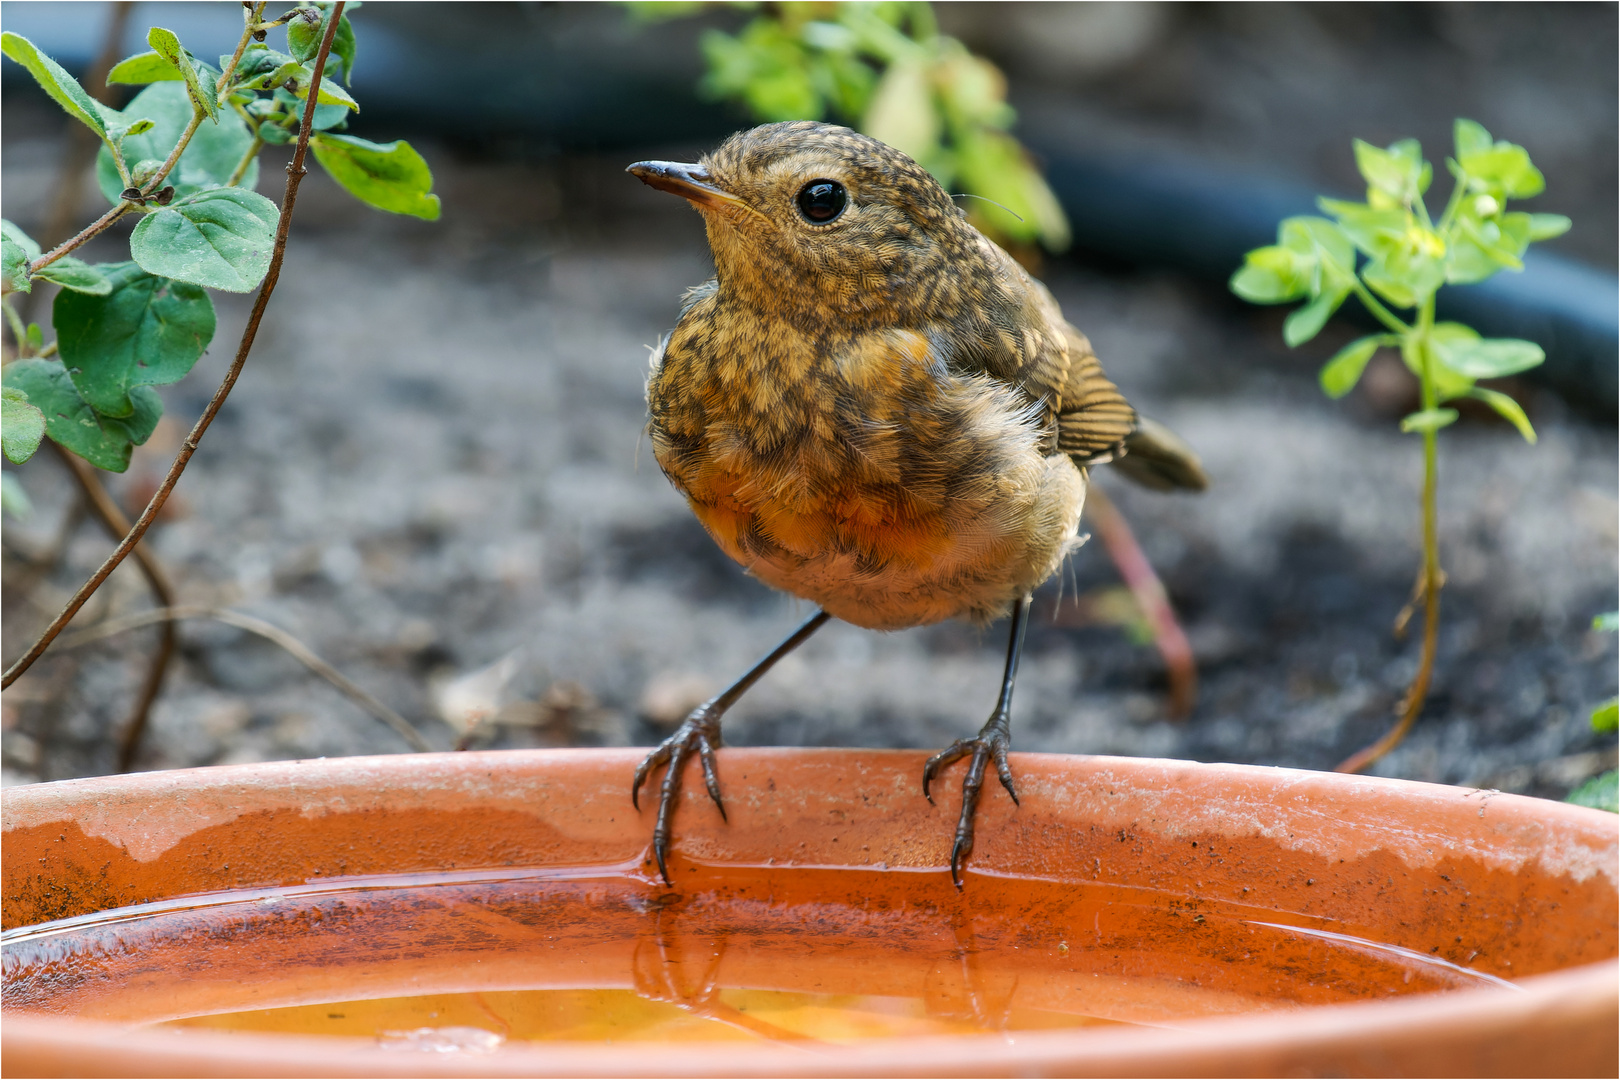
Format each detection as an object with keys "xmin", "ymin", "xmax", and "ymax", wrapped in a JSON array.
[
  {"xmin": 2, "ymin": 3, "xmax": 347, "ymax": 690},
  {"xmin": 51, "ymin": 443, "xmax": 176, "ymax": 772},
  {"xmin": 1083, "ymin": 483, "xmax": 1198, "ymax": 720},
  {"xmin": 58, "ymin": 604, "xmax": 434, "ymax": 753}
]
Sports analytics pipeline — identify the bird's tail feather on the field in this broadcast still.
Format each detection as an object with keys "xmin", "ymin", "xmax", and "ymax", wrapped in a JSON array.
[{"xmin": 1109, "ymin": 416, "xmax": 1208, "ymax": 492}]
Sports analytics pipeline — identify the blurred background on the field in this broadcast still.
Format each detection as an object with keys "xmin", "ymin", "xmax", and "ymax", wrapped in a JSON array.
[{"xmin": 2, "ymin": 2, "xmax": 1614, "ymax": 800}]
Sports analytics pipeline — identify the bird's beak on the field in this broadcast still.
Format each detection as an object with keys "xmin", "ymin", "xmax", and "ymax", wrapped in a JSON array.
[{"xmin": 627, "ymin": 160, "xmax": 741, "ymax": 212}]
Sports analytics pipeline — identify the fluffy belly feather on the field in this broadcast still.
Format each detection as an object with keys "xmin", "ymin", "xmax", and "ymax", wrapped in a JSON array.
[
  {"xmin": 694, "ymin": 455, "xmax": 1086, "ymax": 630},
  {"xmin": 662, "ymin": 410, "xmax": 1087, "ymax": 630}
]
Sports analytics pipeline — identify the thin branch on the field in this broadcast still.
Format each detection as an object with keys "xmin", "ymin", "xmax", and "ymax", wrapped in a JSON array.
[
  {"xmin": 226, "ymin": 134, "xmax": 265, "ymax": 188},
  {"xmin": 1084, "ymin": 483, "xmax": 1198, "ymax": 720},
  {"xmin": 52, "ymin": 442, "xmax": 178, "ymax": 773},
  {"xmin": 27, "ymin": 202, "xmax": 135, "ymax": 276},
  {"xmin": 216, "ymin": 2, "xmax": 269, "ymax": 98},
  {"xmin": 1348, "ymin": 278, "xmax": 1412, "ymax": 337},
  {"xmin": 2, "ymin": 3, "xmax": 348, "ymax": 689},
  {"xmin": 57, "ymin": 604, "xmax": 434, "ymax": 753}
]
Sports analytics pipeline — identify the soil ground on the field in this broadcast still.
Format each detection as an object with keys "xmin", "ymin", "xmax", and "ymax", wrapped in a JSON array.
[{"xmin": 2, "ymin": 4, "xmax": 1615, "ymax": 804}]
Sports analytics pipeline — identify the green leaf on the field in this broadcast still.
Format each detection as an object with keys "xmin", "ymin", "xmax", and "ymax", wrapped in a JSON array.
[
  {"xmin": 1319, "ymin": 336, "xmax": 1381, "ymax": 398},
  {"xmin": 97, "ymin": 83, "xmax": 257, "ymax": 202},
  {"xmin": 1446, "ymin": 215, "xmax": 1520, "ymax": 284},
  {"xmin": 1593, "ymin": 701, "xmax": 1619, "ymax": 734},
  {"xmin": 952, "ymin": 128, "xmax": 1069, "ymax": 249},
  {"xmin": 1454, "ymin": 119, "xmax": 1493, "ymax": 160},
  {"xmin": 1400, "ymin": 408, "xmax": 1459, "ymax": 434},
  {"xmin": 1593, "ymin": 612, "xmax": 1619, "ymax": 633},
  {"xmin": 2, "ymin": 219, "xmax": 41, "ymax": 261},
  {"xmin": 147, "ymin": 27, "xmax": 218, "ymax": 123},
  {"xmin": 1362, "ymin": 246, "xmax": 1446, "ymax": 309},
  {"xmin": 107, "ymin": 50, "xmax": 183, "ymax": 86},
  {"xmin": 0, "ymin": 32, "xmax": 107, "ymax": 138},
  {"xmin": 1, "ymin": 358, "xmax": 161, "ymax": 472},
  {"xmin": 33, "ymin": 257, "xmax": 112, "ymax": 295},
  {"xmin": 1282, "ymin": 216, "xmax": 1355, "ymax": 277},
  {"xmin": 289, "ymin": 66, "xmax": 359, "ymax": 112},
  {"xmin": 1565, "ymin": 770, "xmax": 1617, "ymax": 813},
  {"xmin": 241, "ymin": 58, "xmax": 303, "ymax": 93},
  {"xmin": 1, "ymin": 384, "xmax": 46, "ymax": 464},
  {"xmin": 53, "ymin": 262, "xmax": 215, "ymax": 416},
  {"xmin": 1353, "ymin": 137, "xmax": 1426, "ymax": 205},
  {"xmin": 270, "ymin": 86, "xmax": 350, "ymax": 132},
  {"xmin": 129, "ymin": 187, "xmax": 280, "ymax": 291},
  {"xmin": 1231, "ymin": 245, "xmax": 1308, "ymax": 304},
  {"xmin": 1455, "ymin": 120, "xmax": 1545, "ymax": 201},
  {"xmin": 1318, "ymin": 198, "xmax": 1409, "ymax": 257},
  {"xmin": 287, "ymin": 6, "xmax": 356, "ymax": 83},
  {"xmin": 700, "ymin": 21, "xmax": 823, "ymax": 122},
  {"xmin": 1527, "ymin": 213, "xmax": 1572, "ymax": 242},
  {"xmin": 1283, "ymin": 289, "xmax": 1346, "ymax": 347},
  {"xmin": 2, "ymin": 238, "xmax": 32, "ymax": 294},
  {"xmin": 332, "ymin": 15, "xmax": 356, "ymax": 85},
  {"xmin": 1403, "ymin": 328, "xmax": 1475, "ymax": 401},
  {"xmin": 1466, "ymin": 387, "xmax": 1537, "ymax": 443},
  {"xmin": 1435, "ymin": 333, "xmax": 1545, "ymax": 380},
  {"xmin": 861, "ymin": 58, "xmax": 940, "ymax": 173},
  {"xmin": 310, "ymin": 134, "xmax": 440, "ymax": 220}
]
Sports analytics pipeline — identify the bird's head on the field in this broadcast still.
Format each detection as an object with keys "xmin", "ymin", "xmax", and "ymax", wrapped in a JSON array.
[{"xmin": 629, "ymin": 122, "xmax": 989, "ymax": 329}]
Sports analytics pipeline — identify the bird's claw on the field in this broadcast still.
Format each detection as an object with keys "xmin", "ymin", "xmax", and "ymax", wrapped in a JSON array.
[
  {"xmin": 922, "ymin": 716, "xmax": 1018, "ymax": 889},
  {"xmin": 632, "ymin": 705, "xmax": 727, "ymax": 885}
]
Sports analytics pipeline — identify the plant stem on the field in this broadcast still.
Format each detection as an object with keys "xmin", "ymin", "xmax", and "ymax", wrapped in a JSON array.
[
  {"xmin": 216, "ymin": 2, "xmax": 268, "ymax": 98},
  {"xmin": 1348, "ymin": 278, "xmax": 1412, "ymax": 336},
  {"xmin": 2, "ymin": 297, "xmax": 27, "ymax": 353},
  {"xmin": 1, "ymin": 3, "xmax": 348, "ymax": 691},
  {"xmin": 225, "ymin": 135, "xmax": 264, "ymax": 187},
  {"xmin": 1085, "ymin": 483, "xmax": 1198, "ymax": 719},
  {"xmin": 27, "ymin": 202, "xmax": 135, "ymax": 276},
  {"xmin": 1338, "ymin": 296, "xmax": 1442, "ymax": 774},
  {"xmin": 1435, "ymin": 162, "xmax": 1471, "ymax": 236},
  {"xmin": 58, "ymin": 604, "xmax": 433, "ymax": 753},
  {"xmin": 51, "ymin": 441, "xmax": 177, "ymax": 773}
]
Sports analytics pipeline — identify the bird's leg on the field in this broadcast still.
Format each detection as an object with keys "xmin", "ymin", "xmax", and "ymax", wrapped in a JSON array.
[
  {"xmin": 922, "ymin": 594, "xmax": 1032, "ymax": 889},
  {"xmin": 633, "ymin": 609, "xmax": 832, "ymax": 884}
]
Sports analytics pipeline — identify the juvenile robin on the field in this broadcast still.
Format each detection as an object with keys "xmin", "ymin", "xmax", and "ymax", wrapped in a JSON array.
[{"xmin": 629, "ymin": 121, "xmax": 1205, "ymax": 887}]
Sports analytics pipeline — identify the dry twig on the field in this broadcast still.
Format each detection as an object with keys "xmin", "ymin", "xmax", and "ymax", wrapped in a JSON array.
[
  {"xmin": 58, "ymin": 604, "xmax": 433, "ymax": 753},
  {"xmin": 51, "ymin": 443, "xmax": 176, "ymax": 771},
  {"xmin": 1083, "ymin": 484, "xmax": 1198, "ymax": 719}
]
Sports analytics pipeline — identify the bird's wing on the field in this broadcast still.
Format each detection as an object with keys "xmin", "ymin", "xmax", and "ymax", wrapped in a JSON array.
[
  {"xmin": 964, "ymin": 241, "xmax": 1205, "ymax": 490},
  {"xmin": 1051, "ymin": 320, "xmax": 1138, "ymax": 463},
  {"xmin": 960, "ymin": 241, "xmax": 1136, "ymax": 464}
]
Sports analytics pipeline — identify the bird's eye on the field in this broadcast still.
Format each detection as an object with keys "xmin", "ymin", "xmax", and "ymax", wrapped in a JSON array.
[{"xmin": 795, "ymin": 179, "xmax": 847, "ymax": 224}]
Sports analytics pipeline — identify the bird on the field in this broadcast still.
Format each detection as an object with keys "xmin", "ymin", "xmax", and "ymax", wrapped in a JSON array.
[{"xmin": 627, "ymin": 121, "xmax": 1206, "ymax": 888}]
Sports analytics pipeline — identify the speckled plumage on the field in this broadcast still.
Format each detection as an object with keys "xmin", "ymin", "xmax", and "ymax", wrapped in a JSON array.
[{"xmin": 644, "ymin": 121, "xmax": 1148, "ymax": 630}]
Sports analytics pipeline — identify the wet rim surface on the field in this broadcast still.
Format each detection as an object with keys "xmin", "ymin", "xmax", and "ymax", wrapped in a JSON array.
[{"xmin": 2, "ymin": 750, "xmax": 1616, "ymax": 1075}]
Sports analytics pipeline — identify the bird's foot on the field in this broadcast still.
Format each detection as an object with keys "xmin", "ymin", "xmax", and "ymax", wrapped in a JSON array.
[
  {"xmin": 632, "ymin": 703, "xmax": 727, "ymax": 885},
  {"xmin": 922, "ymin": 712, "xmax": 1018, "ymax": 889}
]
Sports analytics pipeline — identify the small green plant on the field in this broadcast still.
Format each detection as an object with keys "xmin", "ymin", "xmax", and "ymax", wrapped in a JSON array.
[
  {"xmin": 2, "ymin": 3, "xmax": 438, "ymax": 475},
  {"xmin": 1231, "ymin": 121, "xmax": 1570, "ymax": 773},
  {"xmin": 1568, "ymin": 612, "xmax": 1618, "ymax": 813},
  {"xmin": 1, "ymin": 3, "xmax": 438, "ymax": 702},
  {"xmin": 630, "ymin": 0, "xmax": 1069, "ymax": 253}
]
